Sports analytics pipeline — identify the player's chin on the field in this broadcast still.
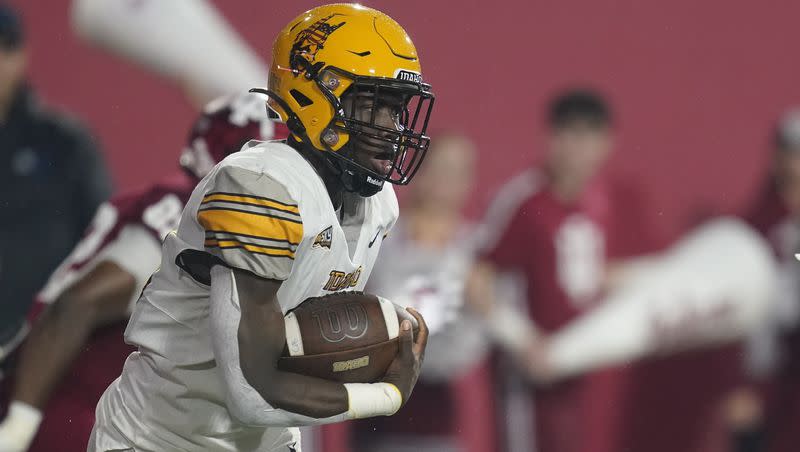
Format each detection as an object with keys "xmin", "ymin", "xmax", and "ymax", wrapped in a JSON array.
[
  {"xmin": 352, "ymin": 143, "xmax": 396, "ymax": 176},
  {"xmin": 359, "ymin": 156, "xmax": 392, "ymax": 176}
]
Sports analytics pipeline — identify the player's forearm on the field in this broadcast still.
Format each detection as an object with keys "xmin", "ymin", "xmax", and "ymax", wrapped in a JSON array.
[
  {"xmin": 224, "ymin": 344, "xmax": 353, "ymax": 426},
  {"xmin": 464, "ymin": 260, "xmax": 496, "ymax": 318},
  {"xmin": 14, "ymin": 262, "xmax": 135, "ymax": 408},
  {"xmin": 237, "ymin": 313, "xmax": 401, "ymax": 423},
  {"xmin": 237, "ymin": 317, "xmax": 349, "ymax": 419},
  {"xmin": 210, "ymin": 266, "xmax": 346, "ymax": 423},
  {"xmin": 235, "ymin": 362, "xmax": 402, "ymax": 426},
  {"xmin": 221, "ymin": 267, "xmax": 404, "ymax": 425},
  {"xmin": 246, "ymin": 365, "xmax": 349, "ymax": 419},
  {"xmin": 466, "ymin": 260, "xmax": 537, "ymax": 353},
  {"xmin": 13, "ymin": 301, "xmax": 98, "ymax": 408}
]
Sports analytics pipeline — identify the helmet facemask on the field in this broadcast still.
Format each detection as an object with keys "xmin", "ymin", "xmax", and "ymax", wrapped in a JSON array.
[
  {"xmin": 257, "ymin": 63, "xmax": 434, "ymax": 197},
  {"xmin": 315, "ymin": 68, "xmax": 434, "ymax": 197}
]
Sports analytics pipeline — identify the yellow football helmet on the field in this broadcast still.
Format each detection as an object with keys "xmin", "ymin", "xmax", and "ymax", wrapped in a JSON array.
[{"xmin": 251, "ymin": 3, "xmax": 434, "ymax": 196}]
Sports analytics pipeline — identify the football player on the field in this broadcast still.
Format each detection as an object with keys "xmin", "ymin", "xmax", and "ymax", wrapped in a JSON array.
[
  {"xmin": 88, "ymin": 4, "xmax": 432, "ymax": 452},
  {"xmin": 0, "ymin": 92, "xmax": 284, "ymax": 452}
]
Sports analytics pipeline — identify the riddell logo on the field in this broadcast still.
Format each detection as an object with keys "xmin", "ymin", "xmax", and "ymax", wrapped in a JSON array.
[
  {"xmin": 395, "ymin": 69, "xmax": 422, "ymax": 84},
  {"xmin": 366, "ymin": 175, "xmax": 382, "ymax": 186}
]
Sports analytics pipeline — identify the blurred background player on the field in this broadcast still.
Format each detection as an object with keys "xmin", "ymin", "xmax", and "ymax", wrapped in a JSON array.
[
  {"xmin": 722, "ymin": 107, "xmax": 800, "ymax": 452},
  {"xmin": 466, "ymin": 89, "xmax": 628, "ymax": 452},
  {"xmin": 368, "ymin": 132, "xmax": 486, "ymax": 379},
  {"xmin": 0, "ymin": 3, "xmax": 112, "ymax": 372},
  {"xmin": 535, "ymin": 216, "xmax": 776, "ymax": 452},
  {"xmin": 0, "ymin": 92, "xmax": 284, "ymax": 452},
  {"xmin": 353, "ymin": 132, "xmax": 493, "ymax": 452}
]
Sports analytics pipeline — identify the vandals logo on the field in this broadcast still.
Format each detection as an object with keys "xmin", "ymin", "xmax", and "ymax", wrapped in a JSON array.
[
  {"xmin": 290, "ymin": 14, "xmax": 346, "ymax": 75},
  {"xmin": 313, "ymin": 226, "xmax": 333, "ymax": 250}
]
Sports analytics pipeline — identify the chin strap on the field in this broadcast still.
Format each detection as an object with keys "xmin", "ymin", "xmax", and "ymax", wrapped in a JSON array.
[{"xmin": 324, "ymin": 150, "xmax": 384, "ymax": 197}]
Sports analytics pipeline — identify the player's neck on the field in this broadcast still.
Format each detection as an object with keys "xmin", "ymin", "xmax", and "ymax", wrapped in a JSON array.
[
  {"xmin": 545, "ymin": 167, "xmax": 588, "ymax": 203},
  {"xmin": 414, "ymin": 201, "xmax": 460, "ymax": 219},
  {"xmin": 551, "ymin": 180, "xmax": 583, "ymax": 203},
  {"xmin": 290, "ymin": 138, "xmax": 345, "ymax": 209}
]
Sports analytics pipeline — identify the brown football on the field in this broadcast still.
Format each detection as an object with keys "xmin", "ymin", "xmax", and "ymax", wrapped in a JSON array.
[{"xmin": 277, "ymin": 292, "xmax": 418, "ymax": 383}]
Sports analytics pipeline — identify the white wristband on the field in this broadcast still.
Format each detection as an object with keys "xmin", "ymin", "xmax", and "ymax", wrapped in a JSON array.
[
  {"xmin": 343, "ymin": 383, "xmax": 403, "ymax": 419},
  {"xmin": 0, "ymin": 401, "xmax": 43, "ymax": 450}
]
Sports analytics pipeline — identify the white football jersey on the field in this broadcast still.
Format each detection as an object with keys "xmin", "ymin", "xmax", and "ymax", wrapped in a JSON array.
[{"xmin": 92, "ymin": 141, "xmax": 398, "ymax": 452}]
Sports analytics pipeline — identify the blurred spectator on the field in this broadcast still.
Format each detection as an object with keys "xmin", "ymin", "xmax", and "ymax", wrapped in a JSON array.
[
  {"xmin": 466, "ymin": 89, "xmax": 624, "ymax": 452},
  {"xmin": 367, "ymin": 132, "xmax": 487, "ymax": 378},
  {"xmin": 0, "ymin": 3, "xmax": 111, "ymax": 368},
  {"xmin": 723, "ymin": 107, "xmax": 800, "ymax": 452},
  {"xmin": 351, "ymin": 133, "xmax": 492, "ymax": 452}
]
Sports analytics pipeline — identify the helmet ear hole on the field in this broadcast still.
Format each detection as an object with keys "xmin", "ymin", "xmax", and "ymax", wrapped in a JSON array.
[{"xmin": 290, "ymin": 89, "xmax": 314, "ymax": 108}]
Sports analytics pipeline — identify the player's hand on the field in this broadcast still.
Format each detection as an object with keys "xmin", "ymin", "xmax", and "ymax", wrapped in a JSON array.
[
  {"xmin": 513, "ymin": 336, "xmax": 556, "ymax": 386},
  {"xmin": 0, "ymin": 401, "xmax": 42, "ymax": 452},
  {"xmin": 381, "ymin": 307, "xmax": 429, "ymax": 405}
]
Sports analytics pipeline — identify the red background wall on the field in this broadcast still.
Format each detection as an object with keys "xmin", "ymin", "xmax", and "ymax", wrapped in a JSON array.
[{"xmin": 10, "ymin": 0, "xmax": 800, "ymax": 240}]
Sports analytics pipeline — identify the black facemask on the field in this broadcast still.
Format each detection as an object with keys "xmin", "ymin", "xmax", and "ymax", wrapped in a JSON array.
[
  {"xmin": 250, "ymin": 67, "xmax": 434, "ymax": 198},
  {"xmin": 317, "ymin": 68, "xmax": 434, "ymax": 195}
]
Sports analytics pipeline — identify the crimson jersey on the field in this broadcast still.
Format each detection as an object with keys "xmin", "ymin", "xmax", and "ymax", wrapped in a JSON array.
[
  {"xmin": 481, "ymin": 169, "xmax": 610, "ymax": 332},
  {"xmin": 21, "ymin": 171, "xmax": 197, "ymax": 452},
  {"xmin": 480, "ymin": 169, "xmax": 617, "ymax": 452}
]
